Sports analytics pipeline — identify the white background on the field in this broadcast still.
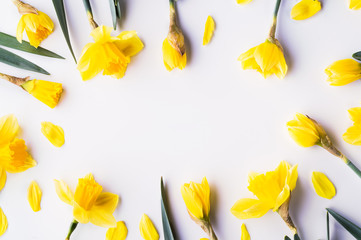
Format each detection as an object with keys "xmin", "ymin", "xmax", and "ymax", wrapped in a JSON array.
[{"xmin": 0, "ymin": 0, "xmax": 361, "ymax": 239}]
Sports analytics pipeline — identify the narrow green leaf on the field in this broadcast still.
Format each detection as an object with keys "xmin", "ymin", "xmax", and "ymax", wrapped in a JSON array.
[
  {"xmin": 294, "ymin": 234, "xmax": 301, "ymax": 240},
  {"xmin": 115, "ymin": 0, "xmax": 122, "ymax": 20},
  {"xmin": 109, "ymin": 0, "xmax": 117, "ymax": 30},
  {"xmin": 52, "ymin": 0, "xmax": 77, "ymax": 63},
  {"xmin": 82, "ymin": 0, "xmax": 93, "ymax": 16},
  {"xmin": 0, "ymin": 47, "xmax": 49, "ymax": 75},
  {"xmin": 284, "ymin": 236, "xmax": 291, "ymax": 240},
  {"xmin": 353, "ymin": 51, "xmax": 361, "ymax": 61},
  {"xmin": 327, "ymin": 212, "xmax": 330, "ymax": 240},
  {"xmin": 161, "ymin": 177, "xmax": 175, "ymax": 240},
  {"xmin": 327, "ymin": 208, "xmax": 361, "ymax": 239}
]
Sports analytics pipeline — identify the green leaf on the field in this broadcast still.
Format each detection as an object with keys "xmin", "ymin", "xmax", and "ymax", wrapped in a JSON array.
[
  {"xmin": 109, "ymin": 0, "xmax": 117, "ymax": 30},
  {"xmin": 52, "ymin": 0, "xmax": 77, "ymax": 63},
  {"xmin": 115, "ymin": 0, "xmax": 122, "ymax": 20},
  {"xmin": 353, "ymin": 51, "xmax": 361, "ymax": 61},
  {"xmin": 0, "ymin": 32, "xmax": 64, "ymax": 59},
  {"xmin": 82, "ymin": 0, "xmax": 93, "ymax": 16},
  {"xmin": 0, "ymin": 47, "xmax": 49, "ymax": 75},
  {"xmin": 284, "ymin": 236, "xmax": 291, "ymax": 240},
  {"xmin": 327, "ymin": 208, "xmax": 361, "ymax": 239},
  {"xmin": 327, "ymin": 212, "xmax": 330, "ymax": 240},
  {"xmin": 161, "ymin": 177, "xmax": 175, "ymax": 240},
  {"xmin": 294, "ymin": 234, "xmax": 301, "ymax": 240}
]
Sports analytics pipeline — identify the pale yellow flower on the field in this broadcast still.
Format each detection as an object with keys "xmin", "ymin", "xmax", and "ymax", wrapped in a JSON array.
[
  {"xmin": 239, "ymin": 39, "xmax": 287, "ymax": 79},
  {"xmin": 311, "ymin": 172, "xmax": 336, "ymax": 199},
  {"xmin": 350, "ymin": 0, "xmax": 361, "ymax": 10},
  {"xmin": 139, "ymin": 214, "xmax": 159, "ymax": 240},
  {"xmin": 0, "ymin": 208, "xmax": 7, "ymax": 236},
  {"xmin": 236, "ymin": 0, "xmax": 253, "ymax": 4},
  {"xmin": 21, "ymin": 80, "xmax": 63, "ymax": 108},
  {"xmin": 291, "ymin": 0, "xmax": 321, "ymax": 20},
  {"xmin": 17, "ymin": 11, "xmax": 54, "ymax": 48},
  {"xmin": 343, "ymin": 107, "xmax": 361, "ymax": 145},
  {"xmin": 78, "ymin": 25, "xmax": 144, "ymax": 81},
  {"xmin": 241, "ymin": 223, "xmax": 250, "ymax": 240},
  {"xmin": 28, "ymin": 180, "xmax": 42, "ymax": 212},
  {"xmin": 325, "ymin": 59, "xmax": 361, "ymax": 86},
  {"xmin": 203, "ymin": 16, "xmax": 215, "ymax": 46},
  {"xmin": 106, "ymin": 221, "xmax": 128, "ymax": 240},
  {"xmin": 54, "ymin": 173, "xmax": 119, "ymax": 228},
  {"xmin": 41, "ymin": 122, "xmax": 65, "ymax": 147}
]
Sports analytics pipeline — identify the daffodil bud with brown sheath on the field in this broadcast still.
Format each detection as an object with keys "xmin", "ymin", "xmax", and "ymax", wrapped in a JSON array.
[{"xmin": 11, "ymin": 0, "xmax": 38, "ymax": 15}]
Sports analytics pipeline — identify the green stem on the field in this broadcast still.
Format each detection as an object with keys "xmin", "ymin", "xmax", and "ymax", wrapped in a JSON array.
[
  {"xmin": 82, "ymin": 0, "xmax": 98, "ymax": 29},
  {"xmin": 169, "ymin": 0, "xmax": 175, "ymax": 8},
  {"xmin": 273, "ymin": 0, "xmax": 282, "ymax": 19},
  {"xmin": 345, "ymin": 158, "xmax": 361, "ymax": 179},
  {"xmin": 65, "ymin": 219, "xmax": 78, "ymax": 240},
  {"xmin": 269, "ymin": 0, "xmax": 282, "ymax": 38}
]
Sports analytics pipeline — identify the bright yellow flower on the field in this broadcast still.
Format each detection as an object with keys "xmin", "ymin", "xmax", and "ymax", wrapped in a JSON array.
[
  {"xmin": 343, "ymin": 107, "xmax": 361, "ymax": 145},
  {"xmin": 21, "ymin": 80, "xmax": 63, "ymax": 108},
  {"xmin": 139, "ymin": 214, "xmax": 159, "ymax": 240},
  {"xmin": 203, "ymin": 16, "xmax": 215, "ymax": 46},
  {"xmin": 0, "ymin": 115, "xmax": 36, "ymax": 191},
  {"xmin": 311, "ymin": 172, "xmax": 336, "ymax": 199},
  {"xmin": 287, "ymin": 113, "xmax": 326, "ymax": 147},
  {"xmin": 0, "ymin": 208, "xmax": 7, "ymax": 236},
  {"xmin": 16, "ymin": 11, "xmax": 54, "ymax": 48},
  {"xmin": 236, "ymin": 0, "xmax": 253, "ymax": 4},
  {"xmin": 28, "ymin": 180, "xmax": 42, "ymax": 212},
  {"xmin": 77, "ymin": 25, "xmax": 144, "ymax": 81},
  {"xmin": 238, "ymin": 39, "xmax": 288, "ymax": 79},
  {"xmin": 163, "ymin": 38, "xmax": 187, "ymax": 71},
  {"xmin": 181, "ymin": 177, "xmax": 210, "ymax": 220},
  {"xmin": 241, "ymin": 223, "xmax": 250, "ymax": 240},
  {"xmin": 41, "ymin": 122, "xmax": 65, "ymax": 147},
  {"xmin": 231, "ymin": 161, "xmax": 298, "ymax": 220},
  {"xmin": 291, "ymin": 0, "xmax": 321, "ymax": 20},
  {"xmin": 106, "ymin": 221, "xmax": 128, "ymax": 240},
  {"xmin": 54, "ymin": 173, "xmax": 119, "ymax": 228},
  {"xmin": 325, "ymin": 59, "xmax": 361, "ymax": 86},
  {"xmin": 350, "ymin": 0, "xmax": 361, "ymax": 10}
]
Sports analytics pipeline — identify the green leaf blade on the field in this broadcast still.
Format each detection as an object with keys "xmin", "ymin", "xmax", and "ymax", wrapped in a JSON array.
[
  {"xmin": 161, "ymin": 177, "xmax": 175, "ymax": 240},
  {"xmin": 353, "ymin": 51, "xmax": 361, "ymax": 61},
  {"xmin": 284, "ymin": 236, "xmax": 291, "ymax": 240},
  {"xmin": 115, "ymin": 0, "xmax": 122, "ymax": 19},
  {"xmin": 327, "ymin": 208, "xmax": 361, "ymax": 239},
  {"xmin": 109, "ymin": 0, "xmax": 117, "ymax": 30},
  {"xmin": 52, "ymin": 0, "xmax": 77, "ymax": 63},
  {"xmin": 327, "ymin": 212, "xmax": 330, "ymax": 240},
  {"xmin": 0, "ymin": 47, "xmax": 49, "ymax": 75}
]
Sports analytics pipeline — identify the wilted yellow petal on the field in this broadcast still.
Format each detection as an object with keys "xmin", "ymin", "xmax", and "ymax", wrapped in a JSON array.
[
  {"xmin": 106, "ymin": 221, "xmax": 128, "ymax": 240},
  {"xmin": 0, "ymin": 208, "xmax": 7, "ymax": 236},
  {"xmin": 139, "ymin": 214, "xmax": 159, "ymax": 240},
  {"xmin": 350, "ymin": 0, "xmax": 361, "ymax": 10},
  {"xmin": 236, "ymin": 0, "xmax": 253, "ymax": 4},
  {"xmin": 41, "ymin": 122, "xmax": 65, "ymax": 147},
  {"xmin": 0, "ymin": 168, "xmax": 6, "ymax": 191},
  {"xmin": 312, "ymin": 172, "xmax": 336, "ymax": 199},
  {"xmin": 54, "ymin": 180, "xmax": 74, "ymax": 205},
  {"xmin": 291, "ymin": 0, "xmax": 321, "ymax": 20},
  {"xmin": 21, "ymin": 80, "xmax": 63, "ymax": 108},
  {"xmin": 28, "ymin": 180, "xmax": 42, "ymax": 212},
  {"xmin": 0, "ymin": 114, "xmax": 19, "ymax": 146},
  {"xmin": 203, "ymin": 16, "xmax": 215, "ymax": 46},
  {"xmin": 241, "ymin": 223, "xmax": 251, "ymax": 240}
]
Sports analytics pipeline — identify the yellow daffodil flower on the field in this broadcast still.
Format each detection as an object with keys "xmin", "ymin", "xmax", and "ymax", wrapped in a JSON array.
[
  {"xmin": 21, "ymin": 80, "xmax": 63, "ymax": 108},
  {"xmin": 236, "ymin": 0, "xmax": 253, "ymax": 4},
  {"xmin": 139, "ymin": 214, "xmax": 159, "ymax": 240},
  {"xmin": 28, "ymin": 181, "xmax": 42, "ymax": 212},
  {"xmin": 311, "ymin": 172, "xmax": 336, "ymax": 199},
  {"xmin": 203, "ymin": 16, "xmax": 215, "ymax": 46},
  {"xmin": 350, "ymin": 0, "xmax": 361, "ymax": 10},
  {"xmin": 241, "ymin": 223, "xmax": 250, "ymax": 240},
  {"xmin": 231, "ymin": 161, "xmax": 299, "ymax": 234},
  {"xmin": 106, "ymin": 221, "xmax": 128, "ymax": 240},
  {"xmin": 0, "ymin": 114, "xmax": 36, "ymax": 191},
  {"xmin": 77, "ymin": 25, "xmax": 144, "ymax": 81},
  {"xmin": 163, "ymin": 0, "xmax": 187, "ymax": 71},
  {"xmin": 291, "ymin": 0, "xmax": 321, "ymax": 20},
  {"xmin": 325, "ymin": 59, "xmax": 361, "ymax": 86},
  {"xmin": 54, "ymin": 173, "xmax": 119, "ymax": 239},
  {"xmin": 343, "ymin": 107, "xmax": 361, "ymax": 145},
  {"xmin": 0, "ymin": 208, "xmax": 7, "ymax": 236},
  {"xmin": 41, "ymin": 122, "xmax": 65, "ymax": 147}
]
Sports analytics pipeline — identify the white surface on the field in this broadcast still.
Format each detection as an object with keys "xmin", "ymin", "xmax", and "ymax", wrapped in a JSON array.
[{"xmin": 0, "ymin": 0, "xmax": 361, "ymax": 239}]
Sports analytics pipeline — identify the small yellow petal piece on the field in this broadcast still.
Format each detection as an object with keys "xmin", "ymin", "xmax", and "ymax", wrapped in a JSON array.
[
  {"xmin": 0, "ymin": 208, "xmax": 7, "ymax": 236},
  {"xmin": 343, "ymin": 124, "xmax": 361, "ymax": 145},
  {"xmin": 241, "ymin": 223, "xmax": 251, "ymax": 240},
  {"xmin": 54, "ymin": 180, "xmax": 74, "ymax": 205},
  {"xmin": 236, "ymin": 0, "xmax": 253, "ymax": 4},
  {"xmin": 350, "ymin": 0, "xmax": 361, "ymax": 10},
  {"xmin": 203, "ymin": 16, "xmax": 215, "ymax": 46},
  {"xmin": 106, "ymin": 221, "xmax": 128, "ymax": 240},
  {"xmin": 21, "ymin": 80, "xmax": 63, "ymax": 108},
  {"xmin": 139, "ymin": 214, "xmax": 159, "ymax": 240},
  {"xmin": 28, "ymin": 181, "xmax": 42, "ymax": 212},
  {"xmin": 291, "ymin": 0, "xmax": 321, "ymax": 20},
  {"xmin": 0, "ymin": 168, "xmax": 6, "ymax": 191},
  {"xmin": 41, "ymin": 122, "xmax": 65, "ymax": 147},
  {"xmin": 312, "ymin": 172, "xmax": 336, "ymax": 199}
]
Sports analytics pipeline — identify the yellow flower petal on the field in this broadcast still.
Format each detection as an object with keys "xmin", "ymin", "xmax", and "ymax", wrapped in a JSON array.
[
  {"xmin": 162, "ymin": 38, "xmax": 187, "ymax": 71},
  {"xmin": 203, "ymin": 16, "xmax": 215, "ymax": 46},
  {"xmin": 236, "ymin": 0, "xmax": 253, "ymax": 4},
  {"xmin": 0, "ymin": 114, "xmax": 19, "ymax": 146},
  {"xmin": 89, "ymin": 192, "xmax": 119, "ymax": 227},
  {"xmin": 291, "ymin": 0, "xmax": 321, "ymax": 20},
  {"xmin": 116, "ymin": 31, "xmax": 144, "ymax": 57},
  {"xmin": 343, "ymin": 124, "xmax": 361, "ymax": 145},
  {"xmin": 139, "ymin": 214, "xmax": 159, "ymax": 240},
  {"xmin": 241, "ymin": 223, "xmax": 251, "ymax": 240},
  {"xmin": 73, "ymin": 202, "xmax": 90, "ymax": 224},
  {"xmin": 74, "ymin": 173, "xmax": 103, "ymax": 211},
  {"xmin": 0, "ymin": 168, "xmax": 6, "ymax": 191},
  {"xmin": 0, "ymin": 208, "xmax": 7, "ymax": 236},
  {"xmin": 21, "ymin": 80, "xmax": 63, "ymax": 108},
  {"xmin": 231, "ymin": 198, "xmax": 270, "ymax": 219},
  {"xmin": 106, "ymin": 221, "xmax": 128, "ymax": 240},
  {"xmin": 348, "ymin": 107, "xmax": 361, "ymax": 124},
  {"xmin": 286, "ymin": 165, "xmax": 298, "ymax": 191},
  {"xmin": 325, "ymin": 59, "xmax": 361, "ymax": 86},
  {"xmin": 287, "ymin": 113, "xmax": 320, "ymax": 147},
  {"xmin": 273, "ymin": 185, "xmax": 290, "ymax": 211},
  {"xmin": 54, "ymin": 180, "xmax": 74, "ymax": 205},
  {"xmin": 311, "ymin": 172, "xmax": 336, "ymax": 199},
  {"xmin": 28, "ymin": 180, "xmax": 42, "ymax": 212},
  {"xmin": 350, "ymin": 0, "xmax": 361, "ymax": 10},
  {"xmin": 41, "ymin": 122, "xmax": 65, "ymax": 147}
]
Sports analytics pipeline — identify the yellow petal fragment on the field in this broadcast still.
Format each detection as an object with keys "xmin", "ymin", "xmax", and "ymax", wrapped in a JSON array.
[
  {"xmin": 241, "ymin": 223, "xmax": 251, "ymax": 240},
  {"xmin": 162, "ymin": 38, "xmax": 187, "ymax": 71},
  {"xmin": 0, "ymin": 208, "xmax": 7, "ymax": 236},
  {"xmin": 0, "ymin": 168, "xmax": 6, "ymax": 191},
  {"xmin": 21, "ymin": 80, "xmax": 63, "ymax": 108},
  {"xmin": 311, "ymin": 172, "xmax": 336, "ymax": 199},
  {"xmin": 106, "ymin": 221, "xmax": 128, "ymax": 240},
  {"xmin": 54, "ymin": 180, "xmax": 74, "ymax": 205},
  {"xmin": 28, "ymin": 180, "xmax": 42, "ymax": 212},
  {"xmin": 231, "ymin": 198, "xmax": 270, "ymax": 219},
  {"xmin": 0, "ymin": 114, "xmax": 19, "ymax": 146},
  {"xmin": 236, "ymin": 0, "xmax": 253, "ymax": 4},
  {"xmin": 343, "ymin": 124, "xmax": 361, "ymax": 145},
  {"xmin": 325, "ymin": 59, "xmax": 361, "ymax": 86},
  {"xmin": 203, "ymin": 16, "xmax": 215, "ymax": 46},
  {"xmin": 139, "ymin": 214, "xmax": 159, "ymax": 240},
  {"xmin": 41, "ymin": 122, "xmax": 65, "ymax": 147},
  {"xmin": 350, "ymin": 0, "xmax": 361, "ymax": 10},
  {"xmin": 291, "ymin": 0, "xmax": 321, "ymax": 20},
  {"xmin": 348, "ymin": 107, "xmax": 361, "ymax": 124}
]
